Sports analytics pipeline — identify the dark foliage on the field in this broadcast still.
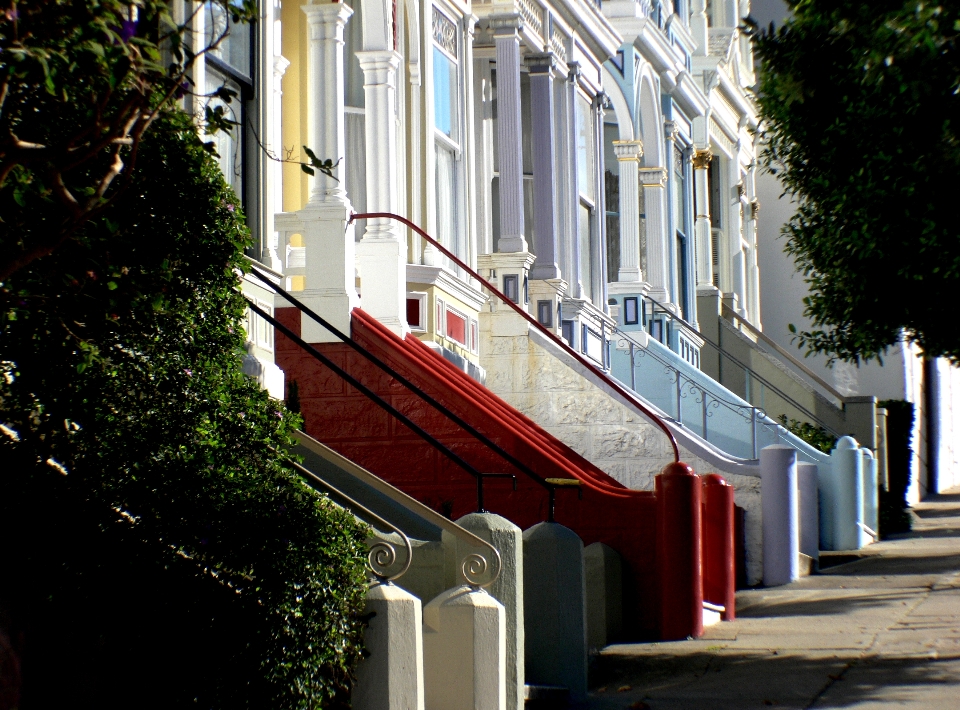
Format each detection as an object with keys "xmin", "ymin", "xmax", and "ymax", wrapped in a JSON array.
[
  {"xmin": 0, "ymin": 112, "xmax": 369, "ymax": 709},
  {"xmin": 752, "ymin": 1, "xmax": 960, "ymax": 363}
]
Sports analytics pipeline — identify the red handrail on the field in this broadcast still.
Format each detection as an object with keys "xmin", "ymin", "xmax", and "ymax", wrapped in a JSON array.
[{"xmin": 349, "ymin": 211, "xmax": 681, "ymax": 463}]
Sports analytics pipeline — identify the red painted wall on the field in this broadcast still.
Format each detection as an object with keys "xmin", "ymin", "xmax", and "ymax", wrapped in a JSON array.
[{"xmin": 276, "ymin": 307, "xmax": 663, "ymax": 637}]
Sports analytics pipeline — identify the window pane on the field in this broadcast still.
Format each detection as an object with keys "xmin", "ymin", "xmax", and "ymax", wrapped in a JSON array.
[
  {"xmin": 433, "ymin": 47, "xmax": 458, "ymax": 140},
  {"xmin": 205, "ymin": 69, "xmax": 242, "ymax": 196},
  {"xmin": 446, "ymin": 309, "xmax": 467, "ymax": 345},
  {"xmin": 206, "ymin": 1, "xmax": 250, "ymax": 77},
  {"xmin": 436, "ymin": 142, "xmax": 459, "ymax": 260},
  {"xmin": 580, "ymin": 203, "xmax": 593, "ymax": 301},
  {"xmin": 345, "ymin": 112, "xmax": 367, "ymax": 217},
  {"xmin": 674, "ymin": 146, "xmax": 686, "ymax": 235},
  {"xmin": 576, "ymin": 95, "xmax": 595, "ymax": 201}
]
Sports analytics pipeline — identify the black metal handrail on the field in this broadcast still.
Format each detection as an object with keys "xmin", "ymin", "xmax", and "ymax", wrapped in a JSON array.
[
  {"xmin": 246, "ymin": 301, "xmax": 514, "ymax": 513},
  {"xmin": 248, "ymin": 270, "xmax": 589, "ymax": 520}
]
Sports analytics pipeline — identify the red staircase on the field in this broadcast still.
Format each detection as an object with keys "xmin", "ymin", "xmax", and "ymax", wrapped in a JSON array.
[{"xmin": 274, "ymin": 305, "xmax": 735, "ymax": 639}]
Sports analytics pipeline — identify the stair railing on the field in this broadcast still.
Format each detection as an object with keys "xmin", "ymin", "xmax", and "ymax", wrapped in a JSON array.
[
  {"xmin": 246, "ymin": 300, "xmax": 514, "ymax": 514},
  {"xmin": 247, "ymin": 271, "xmax": 583, "ymax": 520},
  {"xmin": 633, "ymin": 293, "xmax": 844, "ymax": 440},
  {"xmin": 294, "ymin": 430, "xmax": 502, "ymax": 589},
  {"xmin": 287, "ymin": 456, "xmax": 414, "ymax": 583},
  {"xmin": 348, "ymin": 212, "xmax": 681, "ymax": 464}
]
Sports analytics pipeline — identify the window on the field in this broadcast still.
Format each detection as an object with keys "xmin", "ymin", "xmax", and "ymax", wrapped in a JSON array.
[
  {"xmin": 576, "ymin": 94, "xmax": 597, "ymax": 303},
  {"xmin": 445, "ymin": 306, "xmax": 467, "ymax": 345},
  {"xmin": 561, "ymin": 320, "xmax": 576, "ymax": 348},
  {"xmin": 503, "ymin": 274, "xmax": 519, "ymax": 303},
  {"xmin": 204, "ymin": 1, "xmax": 253, "ymax": 201},
  {"xmin": 406, "ymin": 292, "xmax": 427, "ymax": 331},
  {"xmin": 624, "ymin": 297, "xmax": 639, "ymax": 325},
  {"xmin": 343, "ymin": 0, "xmax": 366, "ymax": 218},
  {"xmin": 433, "ymin": 9, "xmax": 465, "ymax": 268},
  {"xmin": 537, "ymin": 300, "xmax": 553, "ymax": 327},
  {"xmin": 674, "ymin": 144, "xmax": 690, "ymax": 317},
  {"xmin": 469, "ymin": 319, "xmax": 479, "ymax": 353}
]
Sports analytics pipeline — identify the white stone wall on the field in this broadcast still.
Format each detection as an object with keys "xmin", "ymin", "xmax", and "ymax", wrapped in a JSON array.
[{"xmin": 480, "ymin": 311, "xmax": 764, "ymax": 585}]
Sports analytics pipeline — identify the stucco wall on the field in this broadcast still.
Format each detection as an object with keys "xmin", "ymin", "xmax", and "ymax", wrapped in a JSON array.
[{"xmin": 479, "ymin": 311, "xmax": 764, "ymax": 585}]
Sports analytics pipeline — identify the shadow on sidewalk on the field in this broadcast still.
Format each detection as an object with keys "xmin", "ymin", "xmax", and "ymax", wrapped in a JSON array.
[{"xmin": 589, "ymin": 649, "xmax": 960, "ymax": 709}]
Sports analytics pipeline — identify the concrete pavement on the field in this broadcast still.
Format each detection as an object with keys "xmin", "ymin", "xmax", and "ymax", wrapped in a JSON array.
[{"xmin": 588, "ymin": 487, "xmax": 960, "ymax": 709}]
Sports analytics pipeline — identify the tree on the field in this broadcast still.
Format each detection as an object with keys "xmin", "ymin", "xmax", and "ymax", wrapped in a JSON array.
[
  {"xmin": 0, "ymin": 0, "xmax": 259, "ymax": 282},
  {"xmin": 751, "ymin": 1, "xmax": 960, "ymax": 364},
  {"xmin": 0, "ymin": 108, "xmax": 370, "ymax": 708}
]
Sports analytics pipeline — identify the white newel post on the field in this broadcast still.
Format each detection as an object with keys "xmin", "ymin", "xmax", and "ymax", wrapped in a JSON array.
[
  {"xmin": 356, "ymin": 50, "xmax": 407, "ymax": 336},
  {"xmin": 423, "ymin": 586, "xmax": 507, "ymax": 710},
  {"xmin": 353, "ymin": 583, "xmax": 426, "ymax": 710},
  {"xmin": 692, "ymin": 147, "xmax": 714, "ymax": 291},
  {"xmin": 529, "ymin": 54, "xmax": 560, "ymax": 280},
  {"xmin": 296, "ymin": 1, "xmax": 359, "ymax": 343},
  {"xmin": 493, "ymin": 17, "xmax": 527, "ymax": 254},
  {"xmin": 639, "ymin": 166, "xmax": 669, "ymax": 301},
  {"xmin": 613, "ymin": 140, "xmax": 643, "ymax": 283}
]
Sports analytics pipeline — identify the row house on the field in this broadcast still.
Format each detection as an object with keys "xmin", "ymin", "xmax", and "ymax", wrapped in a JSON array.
[{"xmin": 214, "ymin": 0, "xmax": 760, "ymax": 379}]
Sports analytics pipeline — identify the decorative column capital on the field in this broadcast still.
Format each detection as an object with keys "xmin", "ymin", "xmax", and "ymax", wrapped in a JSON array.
[
  {"xmin": 486, "ymin": 13, "xmax": 523, "ymax": 38},
  {"xmin": 527, "ymin": 52, "xmax": 558, "ymax": 77},
  {"xmin": 663, "ymin": 119, "xmax": 679, "ymax": 142},
  {"xmin": 613, "ymin": 140, "xmax": 644, "ymax": 162},
  {"xmin": 692, "ymin": 148, "xmax": 713, "ymax": 170},
  {"xmin": 567, "ymin": 61, "xmax": 582, "ymax": 84},
  {"xmin": 749, "ymin": 198, "xmax": 760, "ymax": 221},
  {"xmin": 355, "ymin": 49, "xmax": 402, "ymax": 82},
  {"xmin": 639, "ymin": 166, "xmax": 668, "ymax": 188},
  {"xmin": 301, "ymin": 1, "xmax": 353, "ymax": 38}
]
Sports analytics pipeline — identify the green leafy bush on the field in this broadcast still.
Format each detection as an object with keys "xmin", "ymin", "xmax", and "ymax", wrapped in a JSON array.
[
  {"xmin": 0, "ymin": 112, "xmax": 369, "ymax": 708},
  {"xmin": 777, "ymin": 415, "xmax": 837, "ymax": 454}
]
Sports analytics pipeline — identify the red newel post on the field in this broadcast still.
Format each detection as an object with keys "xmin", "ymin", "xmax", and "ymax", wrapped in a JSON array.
[
  {"xmin": 656, "ymin": 462, "xmax": 703, "ymax": 640},
  {"xmin": 702, "ymin": 473, "xmax": 736, "ymax": 621}
]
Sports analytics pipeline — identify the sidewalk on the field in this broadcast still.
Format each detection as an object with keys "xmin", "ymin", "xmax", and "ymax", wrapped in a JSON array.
[{"xmin": 588, "ymin": 488, "xmax": 960, "ymax": 709}]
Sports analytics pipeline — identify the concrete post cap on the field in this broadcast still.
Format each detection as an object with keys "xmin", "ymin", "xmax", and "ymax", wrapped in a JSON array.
[
  {"xmin": 702, "ymin": 473, "xmax": 728, "ymax": 486},
  {"xmin": 835, "ymin": 436, "xmax": 860, "ymax": 450},
  {"xmin": 861, "ymin": 448, "xmax": 875, "ymax": 459}
]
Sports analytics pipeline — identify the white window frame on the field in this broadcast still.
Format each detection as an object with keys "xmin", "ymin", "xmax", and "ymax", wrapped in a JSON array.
[{"xmin": 406, "ymin": 291, "xmax": 428, "ymax": 332}]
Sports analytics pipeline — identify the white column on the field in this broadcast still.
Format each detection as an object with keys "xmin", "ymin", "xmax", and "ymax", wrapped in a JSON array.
[
  {"xmin": 691, "ymin": 0, "xmax": 709, "ymax": 56},
  {"xmin": 297, "ymin": 1, "xmax": 359, "ymax": 342},
  {"xmin": 356, "ymin": 50, "xmax": 407, "ymax": 336},
  {"xmin": 493, "ymin": 18, "xmax": 527, "ymax": 253},
  {"xmin": 639, "ymin": 166, "xmax": 669, "ymax": 301},
  {"xmin": 692, "ymin": 147, "xmax": 714, "ymax": 291},
  {"xmin": 613, "ymin": 140, "xmax": 643, "ymax": 283},
  {"xmin": 529, "ymin": 54, "xmax": 559, "ymax": 280},
  {"xmin": 302, "ymin": 1, "xmax": 352, "ymax": 205}
]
